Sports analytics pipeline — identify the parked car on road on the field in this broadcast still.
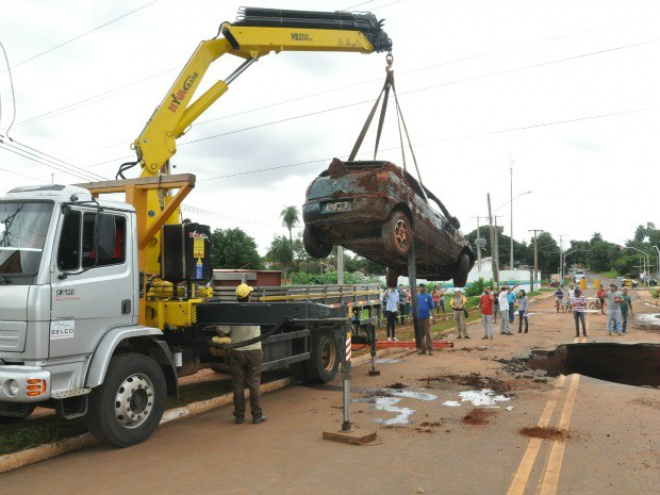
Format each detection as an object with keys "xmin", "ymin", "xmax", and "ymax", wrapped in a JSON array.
[
  {"xmin": 302, "ymin": 159, "xmax": 475, "ymax": 286},
  {"xmin": 619, "ymin": 277, "xmax": 639, "ymax": 288},
  {"xmin": 642, "ymin": 277, "xmax": 658, "ymax": 286}
]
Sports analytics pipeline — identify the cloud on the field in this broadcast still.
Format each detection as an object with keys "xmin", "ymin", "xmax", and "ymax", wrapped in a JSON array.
[{"xmin": 565, "ymin": 137, "xmax": 605, "ymax": 152}]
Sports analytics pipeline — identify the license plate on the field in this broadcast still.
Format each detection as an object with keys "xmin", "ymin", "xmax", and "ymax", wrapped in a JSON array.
[{"xmin": 325, "ymin": 201, "xmax": 350, "ymax": 212}]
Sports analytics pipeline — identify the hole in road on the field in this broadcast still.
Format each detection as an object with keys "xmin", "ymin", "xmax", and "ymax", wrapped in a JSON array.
[{"xmin": 528, "ymin": 343, "xmax": 660, "ymax": 388}]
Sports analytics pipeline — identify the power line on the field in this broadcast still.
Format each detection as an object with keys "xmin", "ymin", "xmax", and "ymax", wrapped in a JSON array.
[
  {"xmin": 196, "ymin": 106, "xmax": 655, "ymax": 183},
  {"xmin": 2, "ymin": 1, "xmax": 158, "ymax": 72},
  {"xmin": 0, "ymin": 40, "xmax": 17, "ymax": 136}
]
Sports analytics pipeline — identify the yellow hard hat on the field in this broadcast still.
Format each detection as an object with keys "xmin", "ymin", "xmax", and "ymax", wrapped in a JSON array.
[{"xmin": 235, "ymin": 283, "xmax": 254, "ymax": 299}]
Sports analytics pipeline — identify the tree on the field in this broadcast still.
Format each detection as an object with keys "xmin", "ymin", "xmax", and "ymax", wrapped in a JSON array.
[
  {"xmin": 210, "ymin": 228, "xmax": 262, "ymax": 269},
  {"xmin": 533, "ymin": 232, "xmax": 560, "ymax": 276},
  {"xmin": 634, "ymin": 225, "xmax": 647, "ymax": 243},
  {"xmin": 588, "ymin": 241, "xmax": 619, "ymax": 272},
  {"xmin": 567, "ymin": 240, "xmax": 591, "ymax": 267},
  {"xmin": 590, "ymin": 232, "xmax": 603, "ymax": 245},
  {"xmin": 612, "ymin": 254, "xmax": 639, "ymax": 277},
  {"xmin": 280, "ymin": 206, "xmax": 300, "ymax": 251},
  {"xmin": 266, "ymin": 235, "xmax": 293, "ymax": 275}
]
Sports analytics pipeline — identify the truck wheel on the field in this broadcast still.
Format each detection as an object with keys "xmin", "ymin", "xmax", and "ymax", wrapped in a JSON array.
[
  {"xmin": 303, "ymin": 227, "xmax": 333, "ymax": 259},
  {"xmin": 86, "ymin": 353, "xmax": 166, "ymax": 448},
  {"xmin": 304, "ymin": 332, "xmax": 340, "ymax": 383},
  {"xmin": 0, "ymin": 404, "xmax": 36, "ymax": 423},
  {"xmin": 453, "ymin": 253, "xmax": 471, "ymax": 287},
  {"xmin": 383, "ymin": 210, "xmax": 412, "ymax": 257}
]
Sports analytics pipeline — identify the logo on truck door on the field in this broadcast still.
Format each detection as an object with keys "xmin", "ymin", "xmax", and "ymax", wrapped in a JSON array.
[{"xmin": 50, "ymin": 320, "xmax": 75, "ymax": 340}]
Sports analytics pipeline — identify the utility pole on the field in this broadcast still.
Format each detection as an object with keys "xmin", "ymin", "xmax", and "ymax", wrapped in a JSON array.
[
  {"xmin": 528, "ymin": 229, "xmax": 543, "ymax": 289},
  {"xmin": 487, "ymin": 194, "xmax": 499, "ymax": 284},
  {"xmin": 494, "ymin": 214, "xmax": 504, "ymax": 282},
  {"xmin": 337, "ymin": 246, "xmax": 344, "ymax": 285},
  {"xmin": 471, "ymin": 215, "xmax": 488, "ymax": 271},
  {"xmin": 510, "ymin": 156, "xmax": 514, "ymax": 270},
  {"xmin": 558, "ymin": 234, "xmax": 568, "ymax": 284}
]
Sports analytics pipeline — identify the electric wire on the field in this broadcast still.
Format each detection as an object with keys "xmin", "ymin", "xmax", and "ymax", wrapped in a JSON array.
[
  {"xmin": 2, "ymin": 1, "xmax": 158, "ymax": 72},
  {"xmin": 0, "ymin": 40, "xmax": 17, "ymax": 137}
]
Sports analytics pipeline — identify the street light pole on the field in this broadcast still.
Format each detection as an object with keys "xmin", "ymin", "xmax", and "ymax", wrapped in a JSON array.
[
  {"xmin": 653, "ymin": 245, "xmax": 660, "ymax": 280},
  {"xmin": 624, "ymin": 246, "xmax": 650, "ymax": 284},
  {"xmin": 510, "ymin": 158, "xmax": 514, "ymax": 270}
]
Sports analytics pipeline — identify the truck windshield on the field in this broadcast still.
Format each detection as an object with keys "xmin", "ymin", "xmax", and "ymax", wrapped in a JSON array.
[{"xmin": 0, "ymin": 201, "xmax": 53, "ymax": 279}]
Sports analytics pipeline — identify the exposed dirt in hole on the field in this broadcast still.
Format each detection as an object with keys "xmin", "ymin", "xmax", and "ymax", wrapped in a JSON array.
[
  {"xmin": 528, "ymin": 343, "xmax": 660, "ymax": 388},
  {"xmin": 419, "ymin": 421, "xmax": 444, "ymax": 427},
  {"xmin": 420, "ymin": 373, "xmax": 514, "ymax": 394},
  {"xmin": 359, "ymin": 389, "xmax": 395, "ymax": 399},
  {"xmin": 461, "ymin": 408, "xmax": 495, "ymax": 426},
  {"xmin": 387, "ymin": 382, "xmax": 406, "ymax": 389},
  {"xmin": 520, "ymin": 426, "xmax": 570, "ymax": 442}
]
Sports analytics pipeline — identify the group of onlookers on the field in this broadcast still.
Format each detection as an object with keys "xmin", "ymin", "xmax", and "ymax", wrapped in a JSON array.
[{"xmin": 554, "ymin": 283, "xmax": 633, "ymax": 336}]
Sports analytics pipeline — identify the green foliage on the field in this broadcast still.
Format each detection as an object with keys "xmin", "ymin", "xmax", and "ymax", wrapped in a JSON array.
[
  {"xmin": 464, "ymin": 226, "xmax": 530, "ymax": 268},
  {"xmin": 534, "ymin": 232, "xmax": 559, "ymax": 275},
  {"xmin": 465, "ymin": 277, "xmax": 495, "ymax": 297},
  {"xmin": 590, "ymin": 232, "xmax": 603, "ymax": 245},
  {"xmin": 612, "ymin": 254, "xmax": 639, "ymax": 276},
  {"xmin": 280, "ymin": 206, "xmax": 300, "ymax": 248},
  {"xmin": 210, "ymin": 228, "xmax": 262, "ymax": 269},
  {"xmin": 588, "ymin": 241, "xmax": 620, "ymax": 272},
  {"xmin": 287, "ymin": 271, "xmax": 379, "ymax": 285},
  {"xmin": 651, "ymin": 289, "xmax": 659, "ymax": 299},
  {"xmin": 267, "ymin": 235, "xmax": 293, "ymax": 269}
]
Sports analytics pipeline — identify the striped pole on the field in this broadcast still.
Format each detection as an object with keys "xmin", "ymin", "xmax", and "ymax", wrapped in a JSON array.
[{"xmin": 342, "ymin": 330, "xmax": 352, "ymax": 432}]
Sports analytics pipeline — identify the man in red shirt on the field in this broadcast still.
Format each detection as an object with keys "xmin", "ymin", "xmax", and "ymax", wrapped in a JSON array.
[
  {"xmin": 596, "ymin": 285, "xmax": 606, "ymax": 314},
  {"xmin": 478, "ymin": 286, "xmax": 495, "ymax": 340}
]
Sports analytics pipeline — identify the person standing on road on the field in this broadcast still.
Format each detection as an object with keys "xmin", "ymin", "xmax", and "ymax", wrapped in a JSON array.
[
  {"xmin": 451, "ymin": 289, "xmax": 469, "ymax": 339},
  {"xmin": 397, "ymin": 284, "xmax": 407, "ymax": 324},
  {"xmin": 596, "ymin": 284, "xmax": 606, "ymax": 315},
  {"xmin": 382, "ymin": 286, "xmax": 399, "ymax": 341},
  {"xmin": 432, "ymin": 286, "xmax": 442, "ymax": 316},
  {"xmin": 517, "ymin": 289, "xmax": 529, "ymax": 333},
  {"xmin": 220, "ymin": 283, "xmax": 267, "ymax": 425},
  {"xmin": 498, "ymin": 286, "xmax": 512, "ymax": 335},
  {"xmin": 554, "ymin": 286, "xmax": 564, "ymax": 312},
  {"xmin": 604, "ymin": 284, "xmax": 623, "ymax": 336},
  {"xmin": 416, "ymin": 284, "xmax": 435, "ymax": 355},
  {"xmin": 571, "ymin": 288, "xmax": 587, "ymax": 337},
  {"xmin": 620, "ymin": 287, "xmax": 633, "ymax": 334},
  {"xmin": 478, "ymin": 286, "xmax": 495, "ymax": 340},
  {"xmin": 493, "ymin": 288, "xmax": 500, "ymax": 323},
  {"xmin": 507, "ymin": 286, "xmax": 517, "ymax": 324}
]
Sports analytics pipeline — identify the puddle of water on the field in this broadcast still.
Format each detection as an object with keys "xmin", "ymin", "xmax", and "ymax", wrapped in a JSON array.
[
  {"xmin": 441, "ymin": 389, "xmax": 511, "ymax": 408},
  {"xmin": 353, "ymin": 388, "xmax": 438, "ymax": 426},
  {"xmin": 374, "ymin": 358, "xmax": 402, "ymax": 364},
  {"xmin": 635, "ymin": 313, "xmax": 660, "ymax": 326}
]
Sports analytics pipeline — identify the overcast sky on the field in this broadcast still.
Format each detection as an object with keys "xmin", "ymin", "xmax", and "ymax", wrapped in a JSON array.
[{"xmin": 0, "ymin": 0, "xmax": 658, "ymax": 256}]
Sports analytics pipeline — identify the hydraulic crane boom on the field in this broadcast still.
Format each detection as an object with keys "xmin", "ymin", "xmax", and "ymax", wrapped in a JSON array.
[
  {"xmin": 133, "ymin": 7, "xmax": 393, "ymax": 177},
  {"xmin": 123, "ymin": 7, "xmax": 392, "ymax": 279}
]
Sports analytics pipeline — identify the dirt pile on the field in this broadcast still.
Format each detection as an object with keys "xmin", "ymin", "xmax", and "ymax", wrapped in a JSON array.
[
  {"xmin": 420, "ymin": 373, "xmax": 513, "ymax": 394},
  {"xmin": 519, "ymin": 426, "xmax": 570, "ymax": 441},
  {"xmin": 461, "ymin": 409, "xmax": 495, "ymax": 426}
]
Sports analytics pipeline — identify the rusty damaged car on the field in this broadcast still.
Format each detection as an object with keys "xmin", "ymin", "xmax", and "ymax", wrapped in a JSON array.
[{"xmin": 302, "ymin": 158, "xmax": 475, "ymax": 286}]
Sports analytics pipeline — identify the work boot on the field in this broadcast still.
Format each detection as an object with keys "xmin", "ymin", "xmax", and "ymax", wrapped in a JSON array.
[
  {"xmin": 418, "ymin": 350, "xmax": 426, "ymax": 355},
  {"xmin": 428, "ymin": 350, "xmax": 433, "ymax": 356},
  {"xmin": 464, "ymin": 335, "xmax": 470, "ymax": 339},
  {"xmin": 234, "ymin": 416, "xmax": 245, "ymax": 424},
  {"xmin": 252, "ymin": 414, "xmax": 268, "ymax": 424},
  {"xmin": 481, "ymin": 336, "xmax": 488, "ymax": 340},
  {"xmin": 456, "ymin": 335, "xmax": 463, "ymax": 339}
]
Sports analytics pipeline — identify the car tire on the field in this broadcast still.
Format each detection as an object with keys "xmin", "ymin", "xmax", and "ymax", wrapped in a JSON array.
[
  {"xmin": 453, "ymin": 253, "xmax": 471, "ymax": 287},
  {"xmin": 303, "ymin": 226, "xmax": 333, "ymax": 259},
  {"xmin": 386, "ymin": 267, "xmax": 401, "ymax": 288},
  {"xmin": 383, "ymin": 210, "xmax": 412, "ymax": 257},
  {"xmin": 86, "ymin": 353, "xmax": 167, "ymax": 448}
]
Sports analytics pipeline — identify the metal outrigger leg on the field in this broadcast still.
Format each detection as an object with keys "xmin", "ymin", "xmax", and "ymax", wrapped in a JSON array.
[{"xmin": 408, "ymin": 238, "xmax": 423, "ymax": 350}]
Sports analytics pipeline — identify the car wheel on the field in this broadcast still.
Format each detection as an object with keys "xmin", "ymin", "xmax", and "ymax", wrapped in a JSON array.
[
  {"xmin": 303, "ymin": 226, "xmax": 333, "ymax": 258},
  {"xmin": 385, "ymin": 267, "xmax": 401, "ymax": 288},
  {"xmin": 303, "ymin": 332, "xmax": 340, "ymax": 383},
  {"xmin": 383, "ymin": 210, "xmax": 412, "ymax": 257},
  {"xmin": 453, "ymin": 253, "xmax": 471, "ymax": 287}
]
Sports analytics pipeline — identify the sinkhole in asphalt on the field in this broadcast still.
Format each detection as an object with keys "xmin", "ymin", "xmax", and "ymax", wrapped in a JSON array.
[{"xmin": 528, "ymin": 343, "xmax": 660, "ymax": 388}]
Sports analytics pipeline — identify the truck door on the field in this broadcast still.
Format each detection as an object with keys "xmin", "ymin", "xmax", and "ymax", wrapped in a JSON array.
[{"xmin": 49, "ymin": 208, "xmax": 134, "ymax": 360}]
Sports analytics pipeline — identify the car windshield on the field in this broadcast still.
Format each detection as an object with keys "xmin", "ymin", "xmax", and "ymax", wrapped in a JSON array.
[{"xmin": 0, "ymin": 201, "xmax": 53, "ymax": 279}]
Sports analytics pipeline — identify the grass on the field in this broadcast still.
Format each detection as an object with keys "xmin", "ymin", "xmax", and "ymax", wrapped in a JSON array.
[
  {"xmin": 651, "ymin": 289, "xmax": 659, "ymax": 299},
  {"xmin": 0, "ymin": 369, "xmax": 290, "ymax": 456},
  {"xmin": 599, "ymin": 270, "xmax": 619, "ymax": 279}
]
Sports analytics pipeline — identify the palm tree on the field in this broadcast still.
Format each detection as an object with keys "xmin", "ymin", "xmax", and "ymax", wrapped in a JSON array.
[{"xmin": 280, "ymin": 206, "xmax": 300, "ymax": 251}]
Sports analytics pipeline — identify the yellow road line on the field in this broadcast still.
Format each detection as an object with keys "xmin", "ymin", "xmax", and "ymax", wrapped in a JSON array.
[
  {"xmin": 537, "ymin": 373, "xmax": 581, "ymax": 495},
  {"xmin": 506, "ymin": 375, "xmax": 567, "ymax": 495}
]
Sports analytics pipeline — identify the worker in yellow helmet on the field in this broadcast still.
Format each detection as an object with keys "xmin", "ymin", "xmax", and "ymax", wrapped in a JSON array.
[{"xmin": 218, "ymin": 283, "xmax": 267, "ymax": 424}]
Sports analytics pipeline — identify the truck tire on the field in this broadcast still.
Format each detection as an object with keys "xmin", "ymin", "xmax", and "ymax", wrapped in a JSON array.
[
  {"xmin": 453, "ymin": 253, "xmax": 471, "ymax": 288},
  {"xmin": 304, "ymin": 332, "xmax": 340, "ymax": 383},
  {"xmin": 383, "ymin": 210, "xmax": 412, "ymax": 257},
  {"xmin": 0, "ymin": 404, "xmax": 35, "ymax": 423},
  {"xmin": 303, "ymin": 227, "xmax": 333, "ymax": 259},
  {"xmin": 86, "ymin": 353, "xmax": 166, "ymax": 448}
]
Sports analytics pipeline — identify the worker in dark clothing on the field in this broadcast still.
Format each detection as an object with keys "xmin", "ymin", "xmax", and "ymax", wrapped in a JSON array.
[
  {"xmin": 220, "ymin": 283, "xmax": 267, "ymax": 424},
  {"xmin": 416, "ymin": 284, "xmax": 435, "ymax": 355}
]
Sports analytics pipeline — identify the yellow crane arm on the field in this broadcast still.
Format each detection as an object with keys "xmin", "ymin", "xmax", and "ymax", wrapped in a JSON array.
[{"xmin": 134, "ymin": 7, "xmax": 393, "ymax": 177}]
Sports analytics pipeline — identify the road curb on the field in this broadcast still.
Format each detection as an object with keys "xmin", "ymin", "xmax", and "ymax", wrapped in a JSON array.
[{"xmin": 0, "ymin": 348, "xmax": 405, "ymax": 475}]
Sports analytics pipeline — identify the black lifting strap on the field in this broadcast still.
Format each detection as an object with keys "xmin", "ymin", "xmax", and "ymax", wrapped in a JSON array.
[{"xmin": 347, "ymin": 61, "xmax": 394, "ymax": 162}]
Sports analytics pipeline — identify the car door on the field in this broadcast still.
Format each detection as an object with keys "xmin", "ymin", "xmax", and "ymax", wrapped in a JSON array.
[{"xmin": 49, "ymin": 208, "xmax": 134, "ymax": 360}]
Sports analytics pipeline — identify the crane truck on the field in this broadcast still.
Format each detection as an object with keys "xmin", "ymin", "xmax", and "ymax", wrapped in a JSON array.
[{"xmin": 0, "ymin": 7, "xmax": 392, "ymax": 447}]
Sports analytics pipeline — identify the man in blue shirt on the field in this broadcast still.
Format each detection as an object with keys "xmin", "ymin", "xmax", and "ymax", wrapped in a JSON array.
[
  {"xmin": 416, "ymin": 284, "xmax": 435, "ymax": 355},
  {"xmin": 507, "ymin": 286, "xmax": 517, "ymax": 324}
]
